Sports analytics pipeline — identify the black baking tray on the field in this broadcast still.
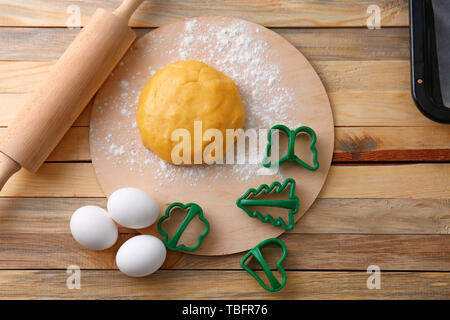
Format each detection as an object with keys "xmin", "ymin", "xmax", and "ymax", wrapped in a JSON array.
[{"xmin": 410, "ymin": 0, "xmax": 450, "ymax": 123}]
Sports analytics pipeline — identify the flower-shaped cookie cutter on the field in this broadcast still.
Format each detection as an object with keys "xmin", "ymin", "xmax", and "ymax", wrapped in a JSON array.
[
  {"xmin": 236, "ymin": 178, "xmax": 299, "ymax": 231},
  {"xmin": 262, "ymin": 124, "xmax": 319, "ymax": 171},
  {"xmin": 240, "ymin": 238, "xmax": 288, "ymax": 292},
  {"xmin": 157, "ymin": 202, "xmax": 210, "ymax": 252}
]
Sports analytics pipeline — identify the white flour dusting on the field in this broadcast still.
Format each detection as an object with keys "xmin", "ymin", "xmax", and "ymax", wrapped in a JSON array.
[
  {"xmin": 119, "ymin": 80, "xmax": 129, "ymax": 88},
  {"xmin": 109, "ymin": 144, "xmax": 125, "ymax": 156},
  {"xmin": 90, "ymin": 18, "xmax": 301, "ymax": 189}
]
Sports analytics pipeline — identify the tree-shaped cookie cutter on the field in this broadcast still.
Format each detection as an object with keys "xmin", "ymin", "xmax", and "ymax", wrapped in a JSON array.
[
  {"xmin": 236, "ymin": 178, "xmax": 299, "ymax": 231},
  {"xmin": 157, "ymin": 202, "xmax": 210, "ymax": 252},
  {"xmin": 240, "ymin": 238, "xmax": 288, "ymax": 292},
  {"xmin": 262, "ymin": 124, "xmax": 319, "ymax": 171}
]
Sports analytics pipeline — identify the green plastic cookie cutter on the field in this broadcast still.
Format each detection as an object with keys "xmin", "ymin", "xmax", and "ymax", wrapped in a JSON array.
[
  {"xmin": 240, "ymin": 238, "xmax": 288, "ymax": 292},
  {"xmin": 236, "ymin": 178, "xmax": 299, "ymax": 231},
  {"xmin": 157, "ymin": 202, "xmax": 210, "ymax": 252},
  {"xmin": 262, "ymin": 124, "xmax": 319, "ymax": 171}
]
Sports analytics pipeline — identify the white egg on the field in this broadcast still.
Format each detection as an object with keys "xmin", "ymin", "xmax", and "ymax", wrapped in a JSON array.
[
  {"xmin": 70, "ymin": 205, "xmax": 118, "ymax": 250},
  {"xmin": 116, "ymin": 235, "xmax": 166, "ymax": 277},
  {"xmin": 107, "ymin": 187, "xmax": 159, "ymax": 229}
]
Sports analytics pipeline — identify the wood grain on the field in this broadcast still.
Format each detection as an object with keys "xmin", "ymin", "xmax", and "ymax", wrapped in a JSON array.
[
  {"xmin": 0, "ymin": 0, "xmax": 409, "ymax": 28},
  {"xmin": 1, "ymin": 91, "xmax": 438, "ymax": 127},
  {"xmin": 321, "ymin": 164, "xmax": 450, "ymax": 199},
  {"xmin": 0, "ymin": 94, "xmax": 92, "ymax": 127},
  {"xmin": 0, "ymin": 197, "xmax": 448, "ymax": 234},
  {"xmin": 1, "ymin": 233, "xmax": 449, "ymax": 271},
  {"xmin": 298, "ymin": 198, "xmax": 450, "ymax": 234},
  {"xmin": 330, "ymin": 91, "xmax": 440, "ymax": 126},
  {"xmin": 0, "ymin": 60, "xmax": 411, "ymax": 94},
  {"xmin": 0, "ymin": 197, "xmax": 131, "ymax": 234},
  {"xmin": 0, "ymin": 59, "xmax": 440, "ymax": 127},
  {"xmin": 1, "ymin": 163, "xmax": 103, "ymax": 197},
  {"xmin": 0, "ymin": 27, "xmax": 410, "ymax": 61},
  {"xmin": 0, "ymin": 0, "xmax": 447, "ymax": 301},
  {"xmin": 0, "ymin": 270, "xmax": 448, "ymax": 299},
  {"xmin": 3, "ymin": 126, "xmax": 448, "ymax": 163},
  {"xmin": 334, "ymin": 149, "xmax": 450, "ymax": 162},
  {"xmin": 0, "ymin": 61, "xmax": 53, "ymax": 93},
  {"xmin": 0, "ymin": 60, "xmax": 436, "ymax": 128},
  {"xmin": 334, "ymin": 127, "xmax": 450, "ymax": 162},
  {"xmin": 278, "ymin": 27, "xmax": 410, "ymax": 61},
  {"xmin": 1, "ymin": 163, "xmax": 448, "ymax": 198},
  {"xmin": 315, "ymin": 61, "xmax": 410, "ymax": 92},
  {"xmin": 45, "ymin": 127, "xmax": 91, "ymax": 161},
  {"xmin": 45, "ymin": 126, "xmax": 450, "ymax": 162}
]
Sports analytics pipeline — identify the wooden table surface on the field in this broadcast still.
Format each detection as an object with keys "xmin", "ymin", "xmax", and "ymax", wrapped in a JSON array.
[{"xmin": 0, "ymin": 0, "xmax": 449, "ymax": 300}]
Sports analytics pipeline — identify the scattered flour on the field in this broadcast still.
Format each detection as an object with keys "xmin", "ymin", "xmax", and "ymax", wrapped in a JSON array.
[
  {"xmin": 108, "ymin": 144, "xmax": 125, "ymax": 156},
  {"xmin": 119, "ymin": 80, "xmax": 129, "ymax": 88},
  {"xmin": 90, "ymin": 18, "xmax": 302, "ymax": 189},
  {"xmin": 185, "ymin": 19, "xmax": 199, "ymax": 33},
  {"xmin": 120, "ymin": 108, "xmax": 132, "ymax": 117}
]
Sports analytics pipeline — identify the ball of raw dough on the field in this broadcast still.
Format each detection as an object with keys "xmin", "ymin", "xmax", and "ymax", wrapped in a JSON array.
[{"xmin": 137, "ymin": 61, "xmax": 245, "ymax": 165}]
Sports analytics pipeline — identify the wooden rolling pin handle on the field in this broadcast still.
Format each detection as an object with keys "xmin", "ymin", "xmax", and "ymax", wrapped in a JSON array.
[
  {"xmin": 0, "ymin": 152, "xmax": 21, "ymax": 191},
  {"xmin": 114, "ymin": 0, "xmax": 145, "ymax": 21}
]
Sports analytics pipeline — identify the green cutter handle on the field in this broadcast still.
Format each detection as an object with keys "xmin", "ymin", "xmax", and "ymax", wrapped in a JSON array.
[
  {"xmin": 240, "ymin": 238, "xmax": 288, "ymax": 292},
  {"xmin": 157, "ymin": 202, "xmax": 210, "ymax": 252},
  {"xmin": 262, "ymin": 124, "xmax": 319, "ymax": 171},
  {"xmin": 236, "ymin": 178, "xmax": 299, "ymax": 231}
]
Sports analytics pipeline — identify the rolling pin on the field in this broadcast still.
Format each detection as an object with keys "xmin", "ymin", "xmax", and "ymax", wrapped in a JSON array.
[{"xmin": 0, "ymin": 0, "xmax": 145, "ymax": 190}]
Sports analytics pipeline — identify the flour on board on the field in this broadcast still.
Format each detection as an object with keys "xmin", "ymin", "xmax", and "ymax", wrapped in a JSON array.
[{"xmin": 90, "ymin": 18, "xmax": 301, "ymax": 189}]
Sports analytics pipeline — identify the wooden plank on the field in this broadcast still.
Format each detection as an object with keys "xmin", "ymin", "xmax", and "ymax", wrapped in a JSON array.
[
  {"xmin": 152, "ymin": 234, "xmax": 450, "ymax": 271},
  {"xmin": 0, "ymin": 270, "xmax": 448, "ymax": 299},
  {"xmin": 1, "ymin": 163, "xmax": 104, "ymax": 197},
  {"xmin": 1, "ymin": 163, "xmax": 448, "ymax": 198},
  {"xmin": 0, "ymin": 91, "xmax": 438, "ymax": 128},
  {"xmin": 0, "ymin": 94, "xmax": 31, "ymax": 126},
  {"xmin": 315, "ymin": 61, "xmax": 410, "ymax": 92},
  {"xmin": 0, "ymin": 94, "xmax": 91, "ymax": 127},
  {"xmin": 0, "ymin": 0, "xmax": 409, "ymax": 28},
  {"xmin": 0, "ymin": 61, "xmax": 53, "ymax": 93},
  {"xmin": 9, "ymin": 126, "xmax": 449, "ymax": 162},
  {"xmin": 334, "ymin": 149, "xmax": 450, "ymax": 162},
  {"xmin": 0, "ymin": 197, "xmax": 131, "ymax": 234},
  {"xmin": 43, "ymin": 126, "xmax": 450, "ymax": 162},
  {"xmin": 0, "ymin": 60, "xmax": 412, "ymax": 94},
  {"xmin": 334, "ymin": 127, "xmax": 450, "ymax": 162},
  {"xmin": 0, "ymin": 233, "xmax": 131, "ymax": 269},
  {"xmin": 0, "ymin": 198, "xmax": 448, "ymax": 235},
  {"xmin": 45, "ymin": 127, "xmax": 90, "ymax": 161},
  {"xmin": 336, "ymin": 126, "xmax": 450, "ymax": 152},
  {"xmin": 278, "ymin": 27, "xmax": 410, "ymax": 61},
  {"xmin": 330, "ymin": 91, "xmax": 440, "ymax": 127},
  {"xmin": 298, "ymin": 198, "xmax": 450, "ymax": 234},
  {"xmin": 320, "ymin": 164, "xmax": 450, "ymax": 199},
  {"xmin": 0, "ymin": 233, "xmax": 449, "ymax": 271},
  {"xmin": 0, "ymin": 61, "xmax": 437, "ymax": 127},
  {"xmin": 0, "ymin": 27, "xmax": 410, "ymax": 61}
]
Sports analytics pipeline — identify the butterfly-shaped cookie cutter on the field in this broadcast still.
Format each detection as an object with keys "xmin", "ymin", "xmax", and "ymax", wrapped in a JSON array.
[{"xmin": 262, "ymin": 124, "xmax": 319, "ymax": 171}]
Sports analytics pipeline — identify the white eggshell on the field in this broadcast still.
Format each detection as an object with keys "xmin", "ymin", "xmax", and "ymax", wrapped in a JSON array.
[
  {"xmin": 107, "ymin": 187, "xmax": 159, "ymax": 229},
  {"xmin": 70, "ymin": 205, "xmax": 118, "ymax": 250},
  {"xmin": 116, "ymin": 235, "xmax": 166, "ymax": 277}
]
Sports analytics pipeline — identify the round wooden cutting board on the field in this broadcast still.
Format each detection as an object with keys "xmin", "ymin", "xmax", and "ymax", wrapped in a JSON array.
[{"xmin": 90, "ymin": 16, "xmax": 334, "ymax": 256}]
